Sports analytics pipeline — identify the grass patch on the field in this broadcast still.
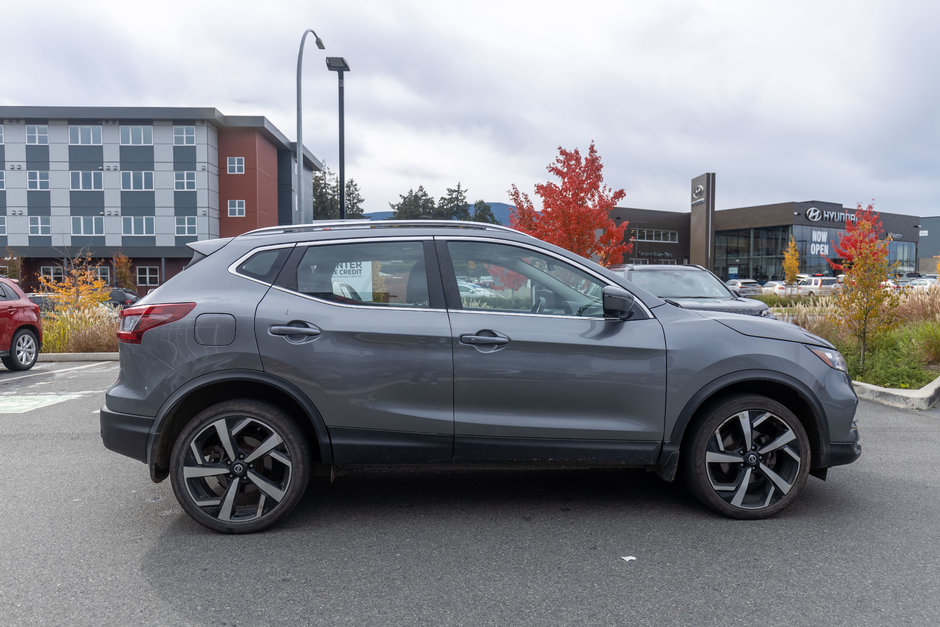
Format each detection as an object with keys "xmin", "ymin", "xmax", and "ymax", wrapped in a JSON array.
[{"xmin": 40, "ymin": 306, "xmax": 119, "ymax": 353}]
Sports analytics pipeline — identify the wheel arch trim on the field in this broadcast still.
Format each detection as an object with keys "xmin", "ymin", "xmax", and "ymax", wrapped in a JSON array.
[
  {"xmin": 657, "ymin": 369, "xmax": 831, "ymax": 479},
  {"xmin": 147, "ymin": 369, "xmax": 333, "ymax": 481}
]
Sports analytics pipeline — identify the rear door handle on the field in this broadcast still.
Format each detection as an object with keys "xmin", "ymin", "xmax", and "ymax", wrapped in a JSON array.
[
  {"xmin": 459, "ymin": 334, "xmax": 509, "ymax": 346},
  {"xmin": 270, "ymin": 324, "xmax": 321, "ymax": 338}
]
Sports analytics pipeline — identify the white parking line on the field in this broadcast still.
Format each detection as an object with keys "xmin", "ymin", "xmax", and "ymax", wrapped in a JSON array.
[
  {"xmin": 0, "ymin": 362, "xmax": 113, "ymax": 384},
  {"xmin": 0, "ymin": 394, "xmax": 81, "ymax": 413}
]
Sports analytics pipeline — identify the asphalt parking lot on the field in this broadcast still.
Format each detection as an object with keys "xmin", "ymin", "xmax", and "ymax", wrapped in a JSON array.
[{"xmin": 0, "ymin": 361, "xmax": 938, "ymax": 626}]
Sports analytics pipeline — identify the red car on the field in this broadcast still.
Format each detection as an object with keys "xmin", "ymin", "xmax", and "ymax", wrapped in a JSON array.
[{"xmin": 0, "ymin": 278, "xmax": 42, "ymax": 371}]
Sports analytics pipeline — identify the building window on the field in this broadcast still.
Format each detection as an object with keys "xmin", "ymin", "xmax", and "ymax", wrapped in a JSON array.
[
  {"xmin": 97, "ymin": 266, "xmax": 111, "ymax": 284},
  {"xmin": 121, "ymin": 171, "xmax": 154, "ymax": 191},
  {"xmin": 27, "ymin": 171, "xmax": 50, "ymax": 190},
  {"xmin": 174, "ymin": 171, "xmax": 196, "ymax": 190},
  {"xmin": 70, "ymin": 171, "xmax": 104, "ymax": 190},
  {"xmin": 28, "ymin": 171, "xmax": 51, "ymax": 190},
  {"xmin": 635, "ymin": 229, "xmax": 679, "ymax": 243},
  {"xmin": 0, "ymin": 171, "xmax": 4, "ymax": 190},
  {"xmin": 137, "ymin": 266, "xmax": 159, "ymax": 286},
  {"xmin": 0, "ymin": 217, "xmax": 6, "ymax": 236},
  {"xmin": 175, "ymin": 216, "xmax": 197, "ymax": 236},
  {"xmin": 69, "ymin": 125, "xmax": 102, "ymax": 145},
  {"xmin": 173, "ymin": 126, "xmax": 195, "ymax": 145},
  {"xmin": 0, "ymin": 124, "xmax": 4, "ymax": 143},
  {"xmin": 26, "ymin": 125, "xmax": 48, "ymax": 145},
  {"xmin": 41, "ymin": 266, "xmax": 65, "ymax": 281},
  {"xmin": 228, "ymin": 199, "xmax": 246, "ymax": 217},
  {"xmin": 120, "ymin": 126, "xmax": 153, "ymax": 145},
  {"xmin": 71, "ymin": 216, "xmax": 105, "ymax": 236},
  {"xmin": 227, "ymin": 157, "xmax": 245, "ymax": 174},
  {"xmin": 122, "ymin": 216, "xmax": 155, "ymax": 236},
  {"xmin": 29, "ymin": 216, "xmax": 52, "ymax": 236}
]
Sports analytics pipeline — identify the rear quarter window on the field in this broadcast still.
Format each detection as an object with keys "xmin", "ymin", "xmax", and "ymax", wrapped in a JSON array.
[{"xmin": 235, "ymin": 247, "xmax": 292, "ymax": 284}]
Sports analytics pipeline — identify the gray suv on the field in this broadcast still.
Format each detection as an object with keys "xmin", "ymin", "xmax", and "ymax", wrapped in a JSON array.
[
  {"xmin": 613, "ymin": 264, "xmax": 773, "ymax": 318},
  {"xmin": 101, "ymin": 221, "xmax": 860, "ymax": 533}
]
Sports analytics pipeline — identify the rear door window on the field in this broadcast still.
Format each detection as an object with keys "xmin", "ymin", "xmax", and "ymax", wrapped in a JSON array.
[{"xmin": 278, "ymin": 240, "xmax": 434, "ymax": 308}]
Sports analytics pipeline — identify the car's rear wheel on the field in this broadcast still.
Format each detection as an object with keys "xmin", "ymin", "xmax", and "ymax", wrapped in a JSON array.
[
  {"xmin": 169, "ymin": 399, "xmax": 311, "ymax": 533},
  {"xmin": 682, "ymin": 394, "xmax": 810, "ymax": 519},
  {"xmin": 2, "ymin": 329, "xmax": 38, "ymax": 371}
]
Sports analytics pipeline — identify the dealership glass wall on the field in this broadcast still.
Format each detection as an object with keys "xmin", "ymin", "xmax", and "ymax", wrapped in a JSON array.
[
  {"xmin": 714, "ymin": 226, "xmax": 791, "ymax": 281},
  {"xmin": 715, "ymin": 225, "xmax": 918, "ymax": 280}
]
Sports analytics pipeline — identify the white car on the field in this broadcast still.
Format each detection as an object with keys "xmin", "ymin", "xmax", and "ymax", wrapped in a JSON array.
[
  {"xmin": 725, "ymin": 279, "xmax": 762, "ymax": 296},
  {"xmin": 761, "ymin": 281, "xmax": 788, "ymax": 295},
  {"xmin": 797, "ymin": 277, "xmax": 842, "ymax": 297},
  {"xmin": 907, "ymin": 278, "xmax": 938, "ymax": 292}
]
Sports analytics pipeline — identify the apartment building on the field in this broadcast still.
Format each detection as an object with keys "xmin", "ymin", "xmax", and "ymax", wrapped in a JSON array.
[{"xmin": 0, "ymin": 106, "xmax": 321, "ymax": 292}]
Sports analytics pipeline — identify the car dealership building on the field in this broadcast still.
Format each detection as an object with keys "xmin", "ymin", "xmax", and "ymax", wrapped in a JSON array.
[{"xmin": 611, "ymin": 174, "xmax": 921, "ymax": 282}]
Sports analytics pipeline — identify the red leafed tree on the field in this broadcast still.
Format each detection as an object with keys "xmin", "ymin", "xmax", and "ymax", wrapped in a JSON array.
[
  {"xmin": 508, "ymin": 142, "xmax": 630, "ymax": 266},
  {"xmin": 825, "ymin": 202, "xmax": 898, "ymax": 370}
]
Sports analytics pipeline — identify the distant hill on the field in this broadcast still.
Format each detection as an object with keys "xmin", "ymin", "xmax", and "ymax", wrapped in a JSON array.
[{"xmin": 364, "ymin": 202, "xmax": 513, "ymax": 226}]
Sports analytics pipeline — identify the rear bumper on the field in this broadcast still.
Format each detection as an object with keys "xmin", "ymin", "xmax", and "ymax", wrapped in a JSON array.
[{"xmin": 100, "ymin": 405, "xmax": 153, "ymax": 464}]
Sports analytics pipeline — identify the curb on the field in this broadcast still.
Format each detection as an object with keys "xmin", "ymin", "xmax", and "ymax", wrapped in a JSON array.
[
  {"xmin": 851, "ymin": 375, "xmax": 940, "ymax": 411},
  {"xmin": 35, "ymin": 353, "xmax": 940, "ymax": 410},
  {"xmin": 38, "ymin": 352, "xmax": 119, "ymax": 362}
]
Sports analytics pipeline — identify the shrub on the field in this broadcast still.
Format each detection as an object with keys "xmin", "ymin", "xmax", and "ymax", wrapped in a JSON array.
[{"xmin": 895, "ymin": 286, "xmax": 940, "ymax": 323}]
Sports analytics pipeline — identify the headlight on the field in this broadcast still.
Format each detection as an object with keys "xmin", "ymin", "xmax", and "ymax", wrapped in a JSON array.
[{"xmin": 807, "ymin": 345, "xmax": 847, "ymax": 371}]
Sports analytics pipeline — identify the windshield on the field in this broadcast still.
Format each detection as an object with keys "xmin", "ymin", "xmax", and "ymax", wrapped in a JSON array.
[{"xmin": 630, "ymin": 269, "xmax": 731, "ymax": 299}]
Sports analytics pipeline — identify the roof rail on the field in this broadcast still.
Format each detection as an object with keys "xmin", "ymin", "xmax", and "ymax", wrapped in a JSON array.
[{"xmin": 242, "ymin": 220, "xmax": 528, "ymax": 237}]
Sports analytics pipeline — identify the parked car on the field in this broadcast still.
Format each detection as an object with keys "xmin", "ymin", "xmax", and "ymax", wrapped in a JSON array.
[
  {"xmin": 101, "ymin": 221, "xmax": 860, "ymax": 533},
  {"xmin": 761, "ymin": 281, "xmax": 789, "ymax": 295},
  {"xmin": 796, "ymin": 277, "xmax": 842, "ymax": 297},
  {"xmin": 725, "ymin": 279, "xmax": 763, "ymax": 296},
  {"xmin": 907, "ymin": 278, "xmax": 937, "ymax": 292},
  {"xmin": 108, "ymin": 287, "xmax": 139, "ymax": 309},
  {"xmin": 0, "ymin": 278, "xmax": 42, "ymax": 371},
  {"xmin": 28, "ymin": 292, "xmax": 120, "ymax": 319},
  {"xmin": 612, "ymin": 264, "xmax": 774, "ymax": 318}
]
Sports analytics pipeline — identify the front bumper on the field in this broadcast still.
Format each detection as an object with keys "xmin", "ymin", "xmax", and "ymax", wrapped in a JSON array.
[
  {"xmin": 828, "ymin": 415, "xmax": 862, "ymax": 467},
  {"xmin": 100, "ymin": 405, "xmax": 154, "ymax": 464}
]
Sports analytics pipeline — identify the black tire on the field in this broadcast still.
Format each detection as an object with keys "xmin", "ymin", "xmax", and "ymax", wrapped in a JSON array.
[
  {"xmin": 2, "ymin": 328, "xmax": 39, "ymax": 371},
  {"xmin": 169, "ymin": 399, "xmax": 311, "ymax": 533},
  {"xmin": 682, "ymin": 394, "xmax": 810, "ymax": 519}
]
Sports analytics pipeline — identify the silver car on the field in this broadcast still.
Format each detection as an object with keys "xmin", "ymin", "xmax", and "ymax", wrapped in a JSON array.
[{"xmin": 101, "ymin": 221, "xmax": 860, "ymax": 533}]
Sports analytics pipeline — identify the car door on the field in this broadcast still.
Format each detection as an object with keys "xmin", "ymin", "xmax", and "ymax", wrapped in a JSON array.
[
  {"xmin": 0, "ymin": 282, "xmax": 16, "ymax": 350},
  {"xmin": 254, "ymin": 238, "xmax": 455, "ymax": 464},
  {"xmin": 439, "ymin": 238, "xmax": 667, "ymax": 464}
]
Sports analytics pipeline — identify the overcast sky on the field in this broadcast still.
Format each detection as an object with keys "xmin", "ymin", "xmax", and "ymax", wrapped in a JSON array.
[{"xmin": 3, "ymin": 1, "xmax": 938, "ymax": 216}]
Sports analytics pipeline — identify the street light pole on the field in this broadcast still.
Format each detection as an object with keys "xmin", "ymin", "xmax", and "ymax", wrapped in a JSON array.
[
  {"xmin": 296, "ymin": 29, "xmax": 325, "ymax": 225},
  {"xmin": 326, "ymin": 57, "xmax": 350, "ymax": 220}
]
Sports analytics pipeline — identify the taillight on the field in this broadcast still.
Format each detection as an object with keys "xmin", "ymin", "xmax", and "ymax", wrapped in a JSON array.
[{"xmin": 117, "ymin": 303, "xmax": 196, "ymax": 344}]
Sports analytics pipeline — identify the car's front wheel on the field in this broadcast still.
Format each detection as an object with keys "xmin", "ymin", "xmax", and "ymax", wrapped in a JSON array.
[
  {"xmin": 682, "ymin": 394, "xmax": 810, "ymax": 519},
  {"xmin": 169, "ymin": 399, "xmax": 311, "ymax": 533},
  {"xmin": 2, "ymin": 328, "xmax": 39, "ymax": 371}
]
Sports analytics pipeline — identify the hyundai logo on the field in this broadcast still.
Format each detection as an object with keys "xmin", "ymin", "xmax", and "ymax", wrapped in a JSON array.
[{"xmin": 806, "ymin": 207, "xmax": 822, "ymax": 222}]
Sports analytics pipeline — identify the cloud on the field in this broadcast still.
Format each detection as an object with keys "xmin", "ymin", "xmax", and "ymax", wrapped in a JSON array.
[{"xmin": 3, "ymin": 0, "xmax": 938, "ymax": 216}]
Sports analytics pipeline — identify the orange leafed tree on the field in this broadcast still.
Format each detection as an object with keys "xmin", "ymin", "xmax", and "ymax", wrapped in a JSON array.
[{"xmin": 508, "ymin": 142, "xmax": 630, "ymax": 266}]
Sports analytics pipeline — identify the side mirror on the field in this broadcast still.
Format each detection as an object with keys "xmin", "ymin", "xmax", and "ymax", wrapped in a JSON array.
[{"xmin": 603, "ymin": 286, "xmax": 635, "ymax": 321}]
